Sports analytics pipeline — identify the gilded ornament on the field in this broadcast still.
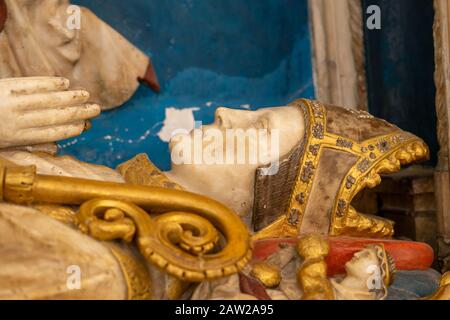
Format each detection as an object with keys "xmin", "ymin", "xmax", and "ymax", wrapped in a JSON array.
[
  {"xmin": 255, "ymin": 99, "xmax": 429, "ymax": 240},
  {"xmin": 296, "ymin": 234, "xmax": 334, "ymax": 300},
  {"xmin": 312, "ymin": 124, "xmax": 324, "ymax": 139},
  {"xmin": 425, "ymin": 272, "xmax": 450, "ymax": 300},
  {"xmin": 289, "ymin": 209, "xmax": 300, "ymax": 225},
  {"xmin": 300, "ymin": 161, "xmax": 315, "ymax": 183},
  {"xmin": 357, "ymin": 159, "xmax": 372, "ymax": 173},
  {"xmin": 346, "ymin": 176, "xmax": 356, "ymax": 189},
  {"xmin": 250, "ymin": 262, "xmax": 282, "ymax": 288},
  {"xmin": 0, "ymin": 164, "xmax": 252, "ymax": 283},
  {"xmin": 336, "ymin": 138, "xmax": 354, "ymax": 149},
  {"xmin": 309, "ymin": 144, "xmax": 320, "ymax": 156},
  {"xmin": 295, "ymin": 193, "xmax": 305, "ymax": 204},
  {"xmin": 377, "ymin": 140, "xmax": 390, "ymax": 153},
  {"xmin": 295, "ymin": 236, "xmax": 396, "ymax": 300},
  {"xmin": 33, "ymin": 204, "xmax": 78, "ymax": 226},
  {"xmin": 108, "ymin": 244, "xmax": 153, "ymax": 300},
  {"xmin": 336, "ymin": 199, "xmax": 347, "ymax": 218}
]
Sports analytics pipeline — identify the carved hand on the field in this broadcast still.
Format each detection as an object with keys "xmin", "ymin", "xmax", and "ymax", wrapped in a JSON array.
[{"xmin": 0, "ymin": 77, "xmax": 100, "ymax": 148}]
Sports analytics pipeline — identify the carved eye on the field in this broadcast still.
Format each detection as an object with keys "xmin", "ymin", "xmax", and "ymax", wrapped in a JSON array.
[
  {"xmin": 215, "ymin": 108, "xmax": 232, "ymax": 129},
  {"xmin": 217, "ymin": 115, "xmax": 223, "ymax": 127}
]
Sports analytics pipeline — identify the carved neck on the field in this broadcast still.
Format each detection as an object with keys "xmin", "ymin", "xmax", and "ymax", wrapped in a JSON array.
[
  {"xmin": 164, "ymin": 167, "xmax": 255, "ymax": 226},
  {"xmin": 338, "ymin": 275, "xmax": 370, "ymax": 292},
  {"xmin": 331, "ymin": 278, "xmax": 378, "ymax": 300}
]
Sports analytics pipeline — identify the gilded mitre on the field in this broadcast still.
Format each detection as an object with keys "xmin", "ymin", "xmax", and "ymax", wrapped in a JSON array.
[{"xmin": 253, "ymin": 99, "xmax": 429, "ymax": 239}]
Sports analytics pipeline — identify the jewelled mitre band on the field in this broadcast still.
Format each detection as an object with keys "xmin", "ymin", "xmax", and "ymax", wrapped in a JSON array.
[{"xmin": 253, "ymin": 99, "xmax": 429, "ymax": 239}]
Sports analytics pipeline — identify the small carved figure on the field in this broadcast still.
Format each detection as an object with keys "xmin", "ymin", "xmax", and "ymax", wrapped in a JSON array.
[
  {"xmin": 195, "ymin": 235, "xmax": 449, "ymax": 300},
  {"xmin": 146, "ymin": 99, "xmax": 429, "ymax": 239},
  {"xmin": 0, "ymin": 77, "xmax": 438, "ymax": 300}
]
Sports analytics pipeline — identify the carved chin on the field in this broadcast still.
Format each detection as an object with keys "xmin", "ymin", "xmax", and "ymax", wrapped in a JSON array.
[{"xmin": 343, "ymin": 262, "xmax": 355, "ymax": 276}]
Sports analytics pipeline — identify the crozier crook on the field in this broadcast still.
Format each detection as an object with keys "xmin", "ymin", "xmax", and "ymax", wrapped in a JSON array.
[{"xmin": 0, "ymin": 164, "xmax": 252, "ymax": 282}]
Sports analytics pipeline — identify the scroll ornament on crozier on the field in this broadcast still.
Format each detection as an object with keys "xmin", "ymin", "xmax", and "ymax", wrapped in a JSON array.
[
  {"xmin": 253, "ymin": 99, "xmax": 429, "ymax": 240},
  {"xmin": 0, "ymin": 164, "xmax": 252, "ymax": 282}
]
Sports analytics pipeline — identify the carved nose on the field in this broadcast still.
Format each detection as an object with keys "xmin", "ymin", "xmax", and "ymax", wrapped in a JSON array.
[
  {"xmin": 0, "ymin": 0, "xmax": 7, "ymax": 33},
  {"xmin": 215, "ymin": 107, "xmax": 230, "ymax": 128}
]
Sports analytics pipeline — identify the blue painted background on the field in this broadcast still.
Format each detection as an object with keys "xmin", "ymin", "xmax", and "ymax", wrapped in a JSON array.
[{"xmin": 61, "ymin": 0, "xmax": 315, "ymax": 170}]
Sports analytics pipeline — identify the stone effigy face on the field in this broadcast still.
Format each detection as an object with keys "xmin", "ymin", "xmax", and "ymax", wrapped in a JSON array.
[
  {"xmin": 117, "ymin": 99, "xmax": 449, "ymax": 300},
  {"xmin": 234, "ymin": 237, "xmax": 442, "ymax": 301},
  {"xmin": 0, "ymin": 74, "xmax": 446, "ymax": 299},
  {"xmin": 0, "ymin": 0, "xmax": 446, "ymax": 299},
  {"xmin": 157, "ymin": 99, "xmax": 429, "ymax": 240}
]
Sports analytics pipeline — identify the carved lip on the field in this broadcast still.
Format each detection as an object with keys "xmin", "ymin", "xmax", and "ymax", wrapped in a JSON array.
[{"xmin": 0, "ymin": 0, "xmax": 7, "ymax": 33}]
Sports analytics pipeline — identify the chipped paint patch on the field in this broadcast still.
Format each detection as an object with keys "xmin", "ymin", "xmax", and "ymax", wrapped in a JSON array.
[{"xmin": 157, "ymin": 107, "xmax": 199, "ymax": 142}]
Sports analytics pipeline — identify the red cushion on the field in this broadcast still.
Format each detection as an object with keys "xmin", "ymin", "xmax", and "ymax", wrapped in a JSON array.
[{"xmin": 252, "ymin": 237, "xmax": 434, "ymax": 276}]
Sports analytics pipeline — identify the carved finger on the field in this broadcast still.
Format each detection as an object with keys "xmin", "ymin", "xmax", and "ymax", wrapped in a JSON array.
[
  {"xmin": 12, "ymin": 90, "xmax": 90, "ymax": 111},
  {"xmin": 0, "ymin": 77, "xmax": 70, "ymax": 94},
  {"xmin": 17, "ymin": 121, "xmax": 86, "ymax": 145},
  {"xmin": 17, "ymin": 104, "xmax": 101, "ymax": 129}
]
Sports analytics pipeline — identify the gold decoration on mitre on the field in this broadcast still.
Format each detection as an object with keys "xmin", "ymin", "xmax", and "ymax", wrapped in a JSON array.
[
  {"xmin": 0, "ymin": 164, "xmax": 252, "ymax": 283},
  {"xmin": 253, "ymin": 99, "xmax": 430, "ymax": 240}
]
